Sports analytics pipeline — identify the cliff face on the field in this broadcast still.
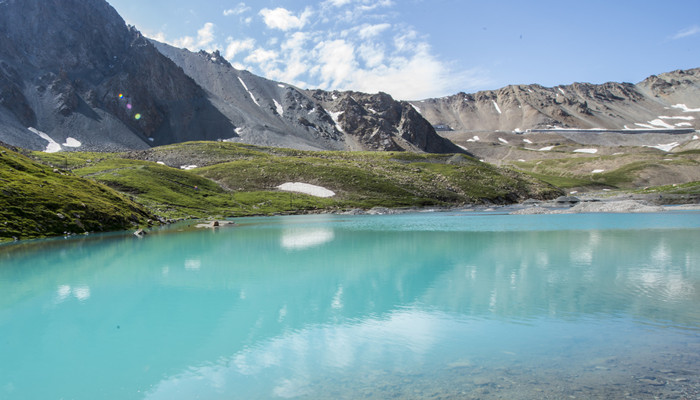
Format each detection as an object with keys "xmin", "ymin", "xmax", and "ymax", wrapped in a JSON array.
[
  {"xmin": 152, "ymin": 42, "xmax": 460, "ymax": 153},
  {"xmin": 410, "ymin": 68, "xmax": 700, "ymax": 133},
  {"xmin": 0, "ymin": 0, "xmax": 235, "ymax": 152}
]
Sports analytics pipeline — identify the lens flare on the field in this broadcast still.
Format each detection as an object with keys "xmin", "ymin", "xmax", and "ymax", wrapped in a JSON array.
[
  {"xmin": 118, "ymin": 93, "xmax": 123, "ymax": 99},
  {"xmin": 127, "ymin": 104, "xmax": 132, "ymax": 110},
  {"xmin": 134, "ymin": 113, "xmax": 142, "ymax": 120}
]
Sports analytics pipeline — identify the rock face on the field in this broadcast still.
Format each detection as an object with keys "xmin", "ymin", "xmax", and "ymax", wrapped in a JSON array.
[
  {"xmin": 410, "ymin": 68, "xmax": 700, "ymax": 133},
  {"xmin": 0, "ymin": 0, "xmax": 235, "ymax": 152},
  {"xmin": 152, "ymin": 42, "xmax": 460, "ymax": 153}
]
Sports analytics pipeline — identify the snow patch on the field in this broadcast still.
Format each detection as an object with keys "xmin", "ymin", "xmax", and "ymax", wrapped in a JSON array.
[
  {"xmin": 180, "ymin": 165, "xmax": 198, "ymax": 170},
  {"xmin": 645, "ymin": 142, "xmax": 680, "ymax": 152},
  {"xmin": 693, "ymin": 135, "xmax": 699, "ymax": 140},
  {"xmin": 671, "ymin": 104, "xmax": 700, "ymax": 113},
  {"xmin": 277, "ymin": 182, "xmax": 335, "ymax": 198},
  {"xmin": 273, "ymin": 99, "xmax": 284, "ymax": 116},
  {"xmin": 62, "ymin": 137, "xmax": 81, "ymax": 148},
  {"xmin": 592, "ymin": 169, "xmax": 605, "ymax": 174},
  {"xmin": 492, "ymin": 100, "xmax": 502, "ymax": 114},
  {"xmin": 235, "ymin": 127, "xmax": 245, "ymax": 135},
  {"xmin": 411, "ymin": 104, "xmax": 421, "ymax": 114},
  {"xmin": 457, "ymin": 145, "xmax": 468, "ymax": 151},
  {"xmin": 277, "ymin": 84, "xmax": 285, "ymax": 88},
  {"xmin": 675, "ymin": 122, "xmax": 692, "ymax": 127},
  {"xmin": 574, "ymin": 149, "xmax": 598, "ymax": 154},
  {"xmin": 635, "ymin": 123, "xmax": 656, "ymax": 129},
  {"xmin": 28, "ymin": 127, "xmax": 61, "ymax": 153},
  {"xmin": 649, "ymin": 119, "xmax": 675, "ymax": 129},
  {"xmin": 538, "ymin": 146, "xmax": 554, "ymax": 151},
  {"xmin": 367, "ymin": 108, "xmax": 377, "ymax": 114},
  {"xmin": 659, "ymin": 115, "xmax": 694, "ymax": 120},
  {"xmin": 523, "ymin": 138, "xmax": 533, "ymax": 144},
  {"xmin": 498, "ymin": 138, "xmax": 508, "ymax": 144},
  {"xmin": 558, "ymin": 87, "xmax": 566, "ymax": 95},
  {"xmin": 466, "ymin": 135, "xmax": 480, "ymax": 142},
  {"xmin": 329, "ymin": 111, "xmax": 344, "ymax": 133},
  {"xmin": 156, "ymin": 161, "xmax": 166, "ymax": 165},
  {"xmin": 237, "ymin": 77, "xmax": 260, "ymax": 107}
]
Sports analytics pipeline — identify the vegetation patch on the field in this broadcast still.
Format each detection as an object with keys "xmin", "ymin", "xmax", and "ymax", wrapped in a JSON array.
[{"xmin": 0, "ymin": 145, "xmax": 153, "ymax": 242}]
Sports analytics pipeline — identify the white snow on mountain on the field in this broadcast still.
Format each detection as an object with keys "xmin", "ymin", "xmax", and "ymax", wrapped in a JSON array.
[
  {"xmin": 672, "ymin": 104, "xmax": 700, "ymax": 113},
  {"xmin": 238, "ymin": 77, "xmax": 260, "ymax": 107},
  {"xmin": 274, "ymin": 99, "xmax": 284, "ymax": 116},
  {"xmin": 28, "ymin": 127, "xmax": 61, "ymax": 153},
  {"xmin": 492, "ymin": 100, "xmax": 502, "ymax": 114},
  {"xmin": 329, "ymin": 111, "xmax": 344, "ymax": 133},
  {"xmin": 62, "ymin": 138, "xmax": 81, "ymax": 148}
]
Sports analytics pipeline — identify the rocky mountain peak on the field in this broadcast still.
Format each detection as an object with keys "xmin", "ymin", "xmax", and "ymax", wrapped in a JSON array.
[
  {"xmin": 410, "ymin": 68, "xmax": 699, "ymax": 133},
  {"xmin": 0, "ymin": 0, "xmax": 236, "ymax": 151}
]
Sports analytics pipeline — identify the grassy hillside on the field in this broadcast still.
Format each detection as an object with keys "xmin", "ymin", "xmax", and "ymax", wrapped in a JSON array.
[
  {"xmin": 24, "ymin": 142, "xmax": 561, "ymax": 222},
  {"xmin": 0, "ymin": 144, "xmax": 154, "ymax": 242},
  {"xmin": 510, "ymin": 150, "xmax": 700, "ymax": 190}
]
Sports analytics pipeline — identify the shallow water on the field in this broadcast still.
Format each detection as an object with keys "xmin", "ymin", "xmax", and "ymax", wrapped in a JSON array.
[{"xmin": 1, "ymin": 211, "xmax": 700, "ymax": 399}]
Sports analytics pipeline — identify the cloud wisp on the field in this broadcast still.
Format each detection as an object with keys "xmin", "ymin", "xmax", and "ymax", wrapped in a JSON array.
[{"xmin": 673, "ymin": 25, "xmax": 700, "ymax": 40}]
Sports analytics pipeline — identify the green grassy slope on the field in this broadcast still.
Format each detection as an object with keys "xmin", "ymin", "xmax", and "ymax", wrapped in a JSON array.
[
  {"xmin": 0, "ymin": 144, "xmax": 154, "ymax": 242},
  {"xmin": 25, "ymin": 142, "xmax": 561, "ymax": 221},
  {"xmin": 510, "ymin": 151, "xmax": 700, "ymax": 190}
]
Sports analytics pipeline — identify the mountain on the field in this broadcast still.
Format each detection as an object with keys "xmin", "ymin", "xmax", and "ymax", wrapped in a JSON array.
[
  {"xmin": 0, "ymin": 0, "xmax": 459, "ymax": 154},
  {"xmin": 410, "ymin": 68, "xmax": 700, "ymax": 133},
  {"xmin": 150, "ymin": 42, "xmax": 461, "ymax": 153},
  {"xmin": 0, "ymin": 0, "xmax": 235, "ymax": 152}
]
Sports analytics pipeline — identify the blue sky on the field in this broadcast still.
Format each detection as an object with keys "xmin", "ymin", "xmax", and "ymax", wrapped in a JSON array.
[{"xmin": 107, "ymin": 0, "xmax": 700, "ymax": 100}]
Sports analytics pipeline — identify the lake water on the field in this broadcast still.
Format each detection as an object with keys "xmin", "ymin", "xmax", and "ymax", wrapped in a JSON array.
[{"xmin": 1, "ymin": 211, "xmax": 700, "ymax": 399}]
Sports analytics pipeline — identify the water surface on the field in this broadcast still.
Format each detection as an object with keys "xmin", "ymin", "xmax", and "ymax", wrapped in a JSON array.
[{"xmin": 1, "ymin": 212, "xmax": 700, "ymax": 399}]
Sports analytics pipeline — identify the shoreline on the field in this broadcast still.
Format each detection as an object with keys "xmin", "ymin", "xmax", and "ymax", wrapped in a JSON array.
[{"xmin": 2, "ymin": 196, "xmax": 699, "ymax": 246}]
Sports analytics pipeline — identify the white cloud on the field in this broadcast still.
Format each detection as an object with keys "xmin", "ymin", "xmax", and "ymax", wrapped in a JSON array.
[
  {"xmin": 172, "ymin": 22, "xmax": 217, "ymax": 51},
  {"xmin": 357, "ymin": 23, "xmax": 392, "ymax": 40},
  {"xmin": 320, "ymin": 0, "xmax": 393, "ymax": 23},
  {"xmin": 215, "ymin": 0, "xmax": 489, "ymax": 99},
  {"xmin": 244, "ymin": 48, "xmax": 278, "ymax": 65},
  {"xmin": 259, "ymin": 7, "xmax": 312, "ymax": 31},
  {"xmin": 225, "ymin": 38, "xmax": 255, "ymax": 60},
  {"xmin": 673, "ymin": 25, "xmax": 700, "ymax": 39},
  {"xmin": 323, "ymin": 0, "xmax": 353, "ymax": 6},
  {"xmin": 357, "ymin": 42, "xmax": 385, "ymax": 68},
  {"xmin": 223, "ymin": 3, "xmax": 250, "ymax": 16},
  {"xmin": 196, "ymin": 23, "xmax": 216, "ymax": 47},
  {"xmin": 313, "ymin": 39, "xmax": 358, "ymax": 89}
]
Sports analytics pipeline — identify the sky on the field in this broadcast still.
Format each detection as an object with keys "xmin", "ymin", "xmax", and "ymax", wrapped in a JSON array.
[{"xmin": 106, "ymin": 0, "xmax": 700, "ymax": 100}]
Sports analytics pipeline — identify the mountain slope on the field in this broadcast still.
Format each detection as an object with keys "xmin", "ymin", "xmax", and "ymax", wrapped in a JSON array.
[
  {"xmin": 0, "ymin": 142, "xmax": 153, "ymax": 242},
  {"xmin": 410, "ymin": 68, "xmax": 700, "ymax": 133},
  {"xmin": 0, "ymin": 0, "xmax": 461, "ymax": 154},
  {"xmin": 0, "ymin": 0, "xmax": 235, "ymax": 152},
  {"xmin": 151, "ymin": 42, "xmax": 461, "ymax": 153}
]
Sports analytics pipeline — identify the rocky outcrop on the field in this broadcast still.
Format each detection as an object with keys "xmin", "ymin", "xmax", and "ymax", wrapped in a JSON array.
[
  {"xmin": 0, "ymin": 0, "xmax": 235, "ymax": 152},
  {"xmin": 153, "ymin": 42, "xmax": 462, "ymax": 153},
  {"xmin": 411, "ymin": 68, "xmax": 700, "ymax": 132}
]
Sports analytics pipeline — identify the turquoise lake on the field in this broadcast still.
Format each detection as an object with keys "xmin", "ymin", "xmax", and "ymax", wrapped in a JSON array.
[{"xmin": 1, "ymin": 211, "xmax": 700, "ymax": 399}]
